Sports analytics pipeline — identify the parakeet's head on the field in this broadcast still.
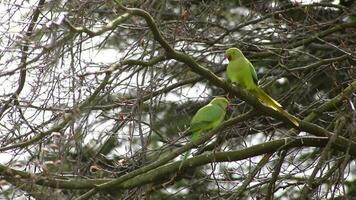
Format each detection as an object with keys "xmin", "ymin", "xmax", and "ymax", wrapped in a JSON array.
[
  {"xmin": 225, "ymin": 48, "xmax": 244, "ymax": 61},
  {"xmin": 210, "ymin": 97, "xmax": 229, "ymax": 109}
]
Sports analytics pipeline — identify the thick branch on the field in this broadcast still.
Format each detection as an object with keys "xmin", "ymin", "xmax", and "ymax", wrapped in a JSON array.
[
  {"xmin": 1, "ymin": 137, "xmax": 349, "ymax": 191},
  {"xmin": 73, "ymin": 5, "xmax": 356, "ymax": 198}
]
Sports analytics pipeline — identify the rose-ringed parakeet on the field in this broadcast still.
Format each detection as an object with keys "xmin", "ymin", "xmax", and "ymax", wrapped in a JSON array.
[
  {"xmin": 180, "ymin": 97, "xmax": 229, "ymax": 170},
  {"xmin": 225, "ymin": 48, "xmax": 299, "ymax": 127},
  {"xmin": 190, "ymin": 96, "xmax": 229, "ymax": 142}
]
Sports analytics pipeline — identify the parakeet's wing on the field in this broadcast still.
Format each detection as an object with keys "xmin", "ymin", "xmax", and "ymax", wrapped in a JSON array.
[
  {"xmin": 180, "ymin": 102, "xmax": 227, "ymax": 171},
  {"xmin": 190, "ymin": 121, "xmax": 214, "ymax": 133},
  {"xmin": 190, "ymin": 104, "xmax": 225, "ymax": 132},
  {"xmin": 248, "ymin": 61, "xmax": 258, "ymax": 85}
]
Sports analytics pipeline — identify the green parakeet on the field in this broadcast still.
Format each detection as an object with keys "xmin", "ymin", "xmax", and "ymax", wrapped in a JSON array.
[
  {"xmin": 190, "ymin": 97, "xmax": 229, "ymax": 142},
  {"xmin": 225, "ymin": 48, "xmax": 299, "ymax": 127},
  {"xmin": 180, "ymin": 97, "xmax": 229, "ymax": 170}
]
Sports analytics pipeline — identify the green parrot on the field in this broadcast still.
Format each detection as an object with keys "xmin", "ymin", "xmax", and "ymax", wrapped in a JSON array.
[
  {"xmin": 225, "ymin": 48, "xmax": 299, "ymax": 127},
  {"xmin": 190, "ymin": 96, "xmax": 229, "ymax": 142},
  {"xmin": 179, "ymin": 97, "xmax": 229, "ymax": 170}
]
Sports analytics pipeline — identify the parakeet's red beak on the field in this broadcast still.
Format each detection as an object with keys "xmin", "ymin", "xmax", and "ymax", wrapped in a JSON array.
[
  {"xmin": 227, "ymin": 104, "xmax": 233, "ymax": 112},
  {"xmin": 225, "ymin": 96, "xmax": 233, "ymax": 111}
]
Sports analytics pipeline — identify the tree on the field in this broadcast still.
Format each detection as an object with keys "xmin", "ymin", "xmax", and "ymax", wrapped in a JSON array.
[{"xmin": 0, "ymin": 0, "xmax": 355, "ymax": 199}]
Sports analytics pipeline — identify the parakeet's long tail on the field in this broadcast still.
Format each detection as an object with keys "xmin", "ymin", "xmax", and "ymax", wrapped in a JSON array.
[
  {"xmin": 251, "ymin": 87, "xmax": 299, "ymax": 127},
  {"xmin": 179, "ymin": 149, "xmax": 191, "ymax": 171},
  {"xmin": 191, "ymin": 131, "xmax": 201, "ymax": 143},
  {"xmin": 179, "ymin": 131, "xmax": 200, "ymax": 170}
]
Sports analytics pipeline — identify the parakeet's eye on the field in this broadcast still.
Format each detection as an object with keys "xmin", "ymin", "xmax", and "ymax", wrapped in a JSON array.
[{"xmin": 226, "ymin": 55, "xmax": 231, "ymax": 61}]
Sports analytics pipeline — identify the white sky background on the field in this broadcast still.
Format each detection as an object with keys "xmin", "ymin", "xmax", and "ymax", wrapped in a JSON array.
[{"xmin": 0, "ymin": 0, "xmax": 212, "ymax": 163}]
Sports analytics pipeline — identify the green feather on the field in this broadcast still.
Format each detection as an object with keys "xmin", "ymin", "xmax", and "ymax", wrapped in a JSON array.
[
  {"xmin": 225, "ymin": 47, "xmax": 299, "ymax": 127},
  {"xmin": 179, "ymin": 97, "xmax": 229, "ymax": 171}
]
